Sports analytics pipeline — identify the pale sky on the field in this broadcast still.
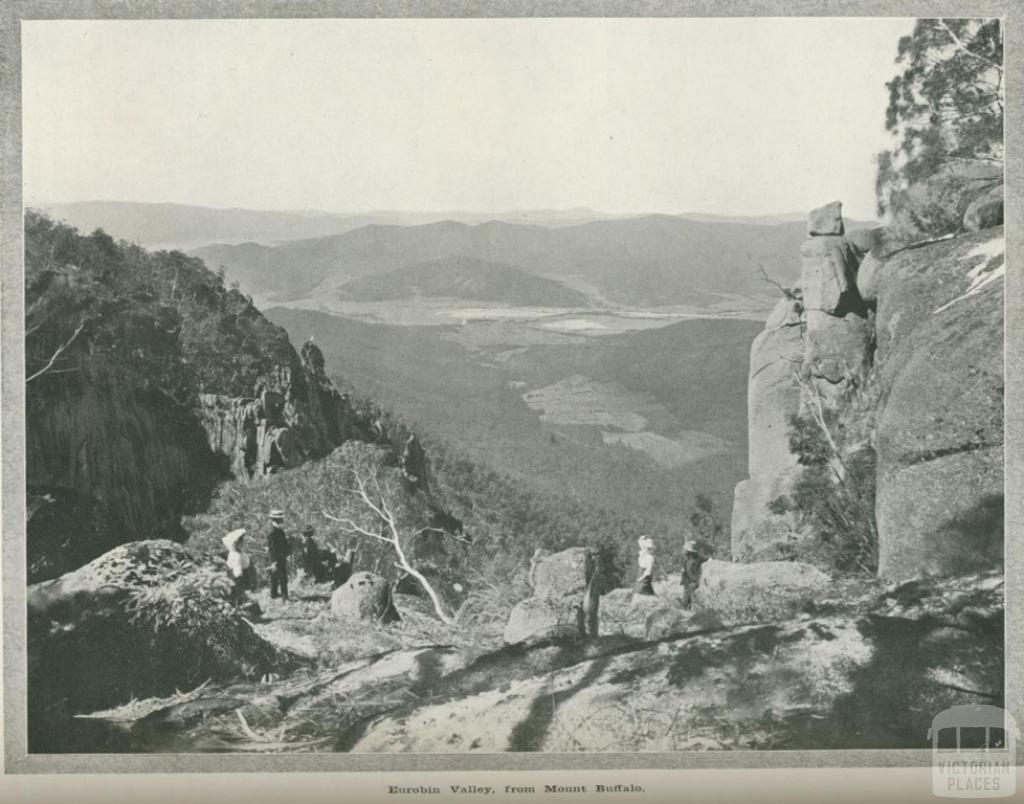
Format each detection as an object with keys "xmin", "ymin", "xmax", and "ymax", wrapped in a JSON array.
[{"xmin": 22, "ymin": 17, "xmax": 914, "ymax": 219}]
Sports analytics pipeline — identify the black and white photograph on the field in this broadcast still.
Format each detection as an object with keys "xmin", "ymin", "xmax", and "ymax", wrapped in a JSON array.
[{"xmin": 1, "ymin": 3, "xmax": 1016, "ymax": 788}]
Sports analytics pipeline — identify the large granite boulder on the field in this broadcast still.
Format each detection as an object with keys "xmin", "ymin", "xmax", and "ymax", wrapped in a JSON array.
[
  {"xmin": 330, "ymin": 571, "xmax": 401, "ymax": 624},
  {"xmin": 504, "ymin": 597, "xmax": 583, "ymax": 645},
  {"xmin": 532, "ymin": 546, "xmax": 590, "ymax": 599},
  {"xmin": 856, "ymin": 250, "xmax": 884, "ymax": 303},
  {"xmin": 505, "ymin": 547, "xmax": 600, "ymax": 644},
  {"xmin": 962, "ymin": 184, "xmax": 1004, "ymax": 232},
  {"xmin": 799, "ymin": 236, "xmax": 862, "ymax": 313},
  {"xmin": 696, "ymin": 559, "xmax": 831, "ymax": 625},
  {"xmin": 873, "ymin": 229, "xmax": 1004, "ymax": 580},
  {"xmin": 807, "ymin": 201, "xmax": 845, "ymax": 236},
  {"xmin": 844, "ymin": 227, "xmax": 881, "ymax": 255},
  {"xmin": 27, "ymin": 540, "xmax": 281, "ymax": 751}
]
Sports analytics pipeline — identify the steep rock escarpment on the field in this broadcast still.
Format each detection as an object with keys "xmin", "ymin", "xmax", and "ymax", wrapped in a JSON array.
[
  {"xmin": 732, "ymin": 201, "xmax": 1004, "ymax": 581},
  {"xmin": 732, "ymin": 201, "xmax": 874, "ymax": 562},
  {"xmin": 196, "ymin": 341, "xmax": 367, "ymax": 482},
  {"xmin": 872, "ymin": 228, "xmax": 1004, "ymax": 579},
  {"xmin": 28, "ymin": 340, "xmax": 370, "ymax": 582},
  {"xmin": 27, "ymin": 385, "xmax": 224, "ymax": 579}
]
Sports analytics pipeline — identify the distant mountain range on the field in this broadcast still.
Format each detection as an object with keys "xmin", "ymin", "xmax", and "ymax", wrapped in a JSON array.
[
  {"xmin": 191, "ymin": 215, "xmax": 823, "ymax": 306},
  {"xmin": 338, "ymin": 255, "xmax": 590, "ymax": 307},
  {"xmin": 33, "ymin": 201, "xmax": 356, "ymax": 251},
  {"xmin": 35, "ymin": 200, "xmax": 878, "ymax": 308},
  {"xmin": 33, "ymin": 201, "xmax": 648, "ymax": 251}
]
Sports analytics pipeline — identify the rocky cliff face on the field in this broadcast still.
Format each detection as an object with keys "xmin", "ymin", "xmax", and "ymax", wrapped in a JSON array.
[
  {"xmin": 732, "ymin": 201, "xmax": 1003, "ymax": 581},
  {"xmin": 871, "ymin": 229, "xmax": 1004, "ymax": 578},
  {"xmin": 27, "ymin": 385, "xmax": 224, "ymax": 579},
  {"xmin": 196, "ymin": 341, "xmax": 366, "ymax": 482},
  {"xmin": 27, "ymin": 339, "xmax": 371, "ymax": 582}
]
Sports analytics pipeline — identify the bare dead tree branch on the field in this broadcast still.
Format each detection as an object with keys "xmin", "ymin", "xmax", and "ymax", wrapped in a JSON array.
[
  {"xmin": 326, "ymin": 469, "xmax": 455, "ymax": 624},
  {"xmin": 26, "ymin": 320, "xmax": 86, "ymax": 383},
  {"xmin": 756, "ymin": 263, "xmax": 799, "ymax": 301}
]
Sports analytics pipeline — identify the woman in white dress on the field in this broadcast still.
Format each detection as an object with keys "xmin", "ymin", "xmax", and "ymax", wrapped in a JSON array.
[
  {"xmin": 636, "ymin": 534, "xmax": 656, "ymax": 595},
  {"xmin": 223, "ymin": 528, "xmax": 253, "ymax": 591}
]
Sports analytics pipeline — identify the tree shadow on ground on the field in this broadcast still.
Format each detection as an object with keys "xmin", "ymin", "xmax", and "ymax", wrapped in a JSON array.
[{"xmin": 506, "ymin": 652, "xmax": 614, "ymax": 752}]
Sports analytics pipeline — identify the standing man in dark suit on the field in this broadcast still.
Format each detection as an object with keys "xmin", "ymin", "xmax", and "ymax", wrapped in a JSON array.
[{"xmin": 267, "ymin": 509, "xmax": 291, "ymax": 601}]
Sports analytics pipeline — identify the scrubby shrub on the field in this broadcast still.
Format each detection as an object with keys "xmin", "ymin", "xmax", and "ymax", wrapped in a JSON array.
[
  {"xmin": 124, "ymin": 558, "xmax": 270, "ymax": 684},
  {"xmin": 786, "ymin": 377, "xmax": 881, "ymax": 575}
]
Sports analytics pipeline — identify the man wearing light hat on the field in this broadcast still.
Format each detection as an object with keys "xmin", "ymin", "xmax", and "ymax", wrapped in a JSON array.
[
  {"xmin": 222, "ymin": 528, "xmax": 252, "ymax": 590},
  {"xmin": 267, "ymin": 509, "xmax": 292, "ymax": 600}
]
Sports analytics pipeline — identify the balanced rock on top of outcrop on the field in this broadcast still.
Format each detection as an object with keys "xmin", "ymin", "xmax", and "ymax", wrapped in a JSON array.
[{"xmin": 807, "ymin": 200, "xmax": 845, "ymax": 237}]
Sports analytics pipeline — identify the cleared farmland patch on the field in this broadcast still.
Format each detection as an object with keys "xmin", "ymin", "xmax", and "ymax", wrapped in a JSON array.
[
  {"xmin": 601, "ymin": 430, "xmax": 736, "ymax": 469},
  {"xmin": 521, "ymin": 374, "xmax": 662, "ymax": 431}
]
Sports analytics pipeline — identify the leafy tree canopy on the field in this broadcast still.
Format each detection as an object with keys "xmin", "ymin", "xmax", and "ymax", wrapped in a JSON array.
[
  {"xmin": 876, "ymin": 18, "xmax": 1003, "ymax": 218},
  {"xmin": 25, "ymin": 210, "xmax": 296, "ymax": 399}
]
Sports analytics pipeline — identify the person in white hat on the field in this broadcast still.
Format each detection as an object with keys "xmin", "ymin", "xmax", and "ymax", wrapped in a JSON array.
[
  {"xmin": 635, "ymin": 534, "xmax": 656, "ymax": 596},
  {"xmin": 222, "ymin": 528, "xmax": 252, "ymax": 590}
]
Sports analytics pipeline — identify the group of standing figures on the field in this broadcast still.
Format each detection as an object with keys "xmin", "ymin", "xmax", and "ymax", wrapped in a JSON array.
[
  {"xmin": 220, "ymin": 509, "xmax": 356, "ymax": 600},
  {"xmin": 635, "ymin": 534, "xmax": 709, "ymax": 608}
]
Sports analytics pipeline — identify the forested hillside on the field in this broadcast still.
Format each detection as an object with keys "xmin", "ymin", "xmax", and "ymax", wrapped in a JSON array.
[
  {"xmin": 266, "ymin": 306, "xmax": 758, "ymax": 556},
  {"xmin": 25, "ymin": 210, "xmax": 298, "ymax": 572}
]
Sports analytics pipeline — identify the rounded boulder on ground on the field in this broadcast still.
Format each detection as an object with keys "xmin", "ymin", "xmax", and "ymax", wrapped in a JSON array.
[
  {"xmin": 962, "ymin": 184, "xmax": 1004, "ymax": 232},
  {"xmin": 330, "ymin": 571, "xmax": 401, "ymax": 623},
  {"xmin": 503, "ymin": 596, "xmax": 582, "ymax": 645},
  {"xmin": 531, "ymin": 546, "xmax": 590, "ymax": 599},
  {"xmin": 697, "ymin": 559, "xmax": 831, "ymax": 625}
]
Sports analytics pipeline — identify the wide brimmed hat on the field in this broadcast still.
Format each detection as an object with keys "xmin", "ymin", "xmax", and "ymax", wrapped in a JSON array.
[
  {"xmin": 301, "ymin": 525, "xmax": 315, "ymax": 537},
  {"xmin": 683, "ymin": 540, "xmax": 698, "ymax": 553},
  {"xmin": 269, "ymin": 509, "xmax": 286, "ymax": 520},
  {"xmin": 223, "ymin": 528, "xmax": 246, "ymax": 549}
]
